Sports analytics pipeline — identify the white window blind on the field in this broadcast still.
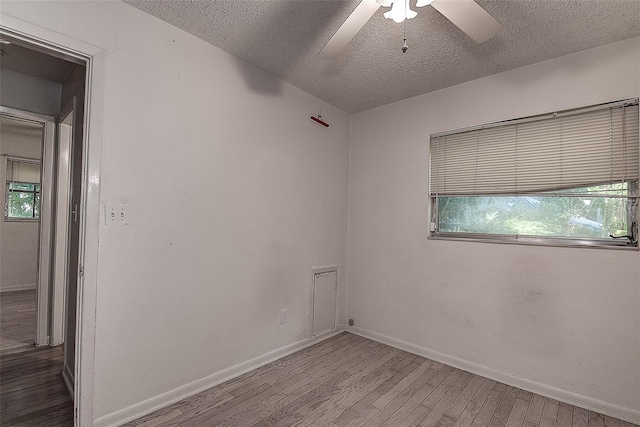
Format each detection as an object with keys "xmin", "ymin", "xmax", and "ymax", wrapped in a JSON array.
[
  {"xmin": 430, "ymin": 100, "xmax": 639, "ymax": 196},
  {"xmin": 6, "ymin": 159, "xmax": 41, "ymax": 184}
]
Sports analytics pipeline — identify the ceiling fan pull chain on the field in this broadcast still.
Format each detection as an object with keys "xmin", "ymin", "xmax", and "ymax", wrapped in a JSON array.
[{"xmin": 402, "ymin": 19, "xmax": 408, "ymax": 53}]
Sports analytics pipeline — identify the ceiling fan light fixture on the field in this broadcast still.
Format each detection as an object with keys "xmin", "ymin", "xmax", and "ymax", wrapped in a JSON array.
[
  {"xmin": 319, "ymin": 0, "xmax": 502, "ymax": 59},
  {"xmin": 383, "ymin": 0, "xmax": 416, "ymax": 23}
]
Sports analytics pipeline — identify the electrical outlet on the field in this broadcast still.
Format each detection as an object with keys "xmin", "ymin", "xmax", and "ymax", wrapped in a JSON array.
[{"xmin": 280, "ymin": 309, "xmax": 287, "ymax": 324}]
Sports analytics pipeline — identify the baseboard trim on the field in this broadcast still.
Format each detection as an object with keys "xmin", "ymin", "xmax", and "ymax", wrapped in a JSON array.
[
  {"xmin": 347, "ymin": 326, "xmax": 640, "ymax": 425},
  {"xmin": 0, "ymin": 283, "xmax": 36, "ymax": 293},
  {"xmin": 94, "ymin": 326, "xmax": 346, "ymax": 427},
  {"xmin": 61, "ymin": 362, "xmax": 74, "ymax": 400}
]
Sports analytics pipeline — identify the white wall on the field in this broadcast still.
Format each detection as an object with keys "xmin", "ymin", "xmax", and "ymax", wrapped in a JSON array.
[
  {"xmin": 0, "ymin": 129, "xmax": 42, "ymax": 292},
  {"xmin": 348, "ymin": 38, "xmax": 640, "ymax": 422},
  {"xmin": 1, "ymin": 1, "xmax": 350, "ymax": 423},
  {"xmin": 0, "ymin": 70, "xmax": 62, "ymax": 116}
]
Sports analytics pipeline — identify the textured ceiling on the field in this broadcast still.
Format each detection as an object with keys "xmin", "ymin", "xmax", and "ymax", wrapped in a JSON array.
[{"xmin": 126, "ymin": 0, "xmax": 640, "ymax": 113}]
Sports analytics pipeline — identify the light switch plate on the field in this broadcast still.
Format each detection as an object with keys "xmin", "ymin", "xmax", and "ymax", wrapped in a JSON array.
[{"xmin": 104, "ymin": 204, "xmax": 129, "ymax": 225}]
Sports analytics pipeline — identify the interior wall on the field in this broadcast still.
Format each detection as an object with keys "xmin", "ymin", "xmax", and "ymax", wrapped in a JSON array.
[
  {"xmin": 348, "ymin": 37, "xmax": 640, "ymax": 421},
  {"xmin": 0, "ymin": 1, "xmax": 351, "ymax": 422},
  {"xmin": 0, "ymin": 69, "xmax": 62, "ymax": 116},
  {"xmin": 0, "ymin": 128, "xmax": 42, "ymax": 291}
]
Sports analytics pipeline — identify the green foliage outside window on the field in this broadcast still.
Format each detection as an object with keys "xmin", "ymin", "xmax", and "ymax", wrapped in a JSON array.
[
  {"xmin": 5, "ymin": 182, "xmax": 40, "ymax": 220},
  {"xmin": 437, "ymin": 183, "xmax": 632, "ymax": 239}
]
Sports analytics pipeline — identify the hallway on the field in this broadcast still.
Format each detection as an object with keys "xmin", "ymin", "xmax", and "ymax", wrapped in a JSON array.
[{"xmin": 0, "ymin": 290, "xmax": 72, "ymax": 426}]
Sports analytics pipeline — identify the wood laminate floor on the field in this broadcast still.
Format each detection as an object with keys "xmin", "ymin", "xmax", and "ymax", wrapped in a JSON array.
[
  {"xmin": 2, "ymin": 292, "xmax": 636, "ymax": 427},
  {"xmin": 0, "ymin": 290, "xmax": 37, "ymax": 354},
  {"xmin": 123, "ymin": 332, "xmax": 639, "ymax": 427},
  {"xmin": 0, "ymin": 290, "xmax": 73, "ymax": 426}
]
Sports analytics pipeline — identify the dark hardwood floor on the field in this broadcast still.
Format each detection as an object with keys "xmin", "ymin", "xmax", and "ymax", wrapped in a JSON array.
[{"xmin": 0, "ymin": 290, "xmax": 73, "ymax": 426}]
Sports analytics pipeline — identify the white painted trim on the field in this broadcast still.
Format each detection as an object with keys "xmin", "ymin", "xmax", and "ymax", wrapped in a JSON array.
[
  {"xmin": 75, "ymin": 47, "xmax": 106, "ymax": 427},
  {"xmin": 0, "ymin": 283, "xmax": 36, "ymax": 292},
  {"xmin": 62, "ymin": 362, "xmax": 74, "ymax": 399},
  {"xmin": 347, "ymin": 326, "xmax": 640, "ymax": 425},
  {"xmin": 50, "ymin": 98, "xmax": 75, "ymax": 347},
  {"xmin": 94, "ymin": 326, "xmax": 346, "ymax": 427},
  {"xmin": 0, "ymin": 106, "xmax": 55, "ymax": 123},
  {"xmin": 37, "ymin": 120, "xmax": 56, "ymax": 347}
]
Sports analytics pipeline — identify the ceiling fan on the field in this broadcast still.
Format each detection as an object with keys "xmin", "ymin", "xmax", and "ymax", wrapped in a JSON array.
[{"xmin": 318, "ymin": 0, "xmax": 502, "ymax": 59}]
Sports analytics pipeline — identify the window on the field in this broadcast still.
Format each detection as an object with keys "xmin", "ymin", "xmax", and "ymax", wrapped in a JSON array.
[
  {"xmin": 4, "ymin": 158, "xmax": 41, "ymax": 221},
  {"xmin": 429, "ymin": 99, "xmax": 639, "ymax": 248}
]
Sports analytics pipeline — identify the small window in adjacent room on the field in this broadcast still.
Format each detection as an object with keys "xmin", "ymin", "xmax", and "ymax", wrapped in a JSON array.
[
  {"xmin": 4, "ymin": 158, "xmax": 41, "ymax": 221},
  {"xmin": 429, "ymin": 99, "xmax": 639, "ymax": 248}
]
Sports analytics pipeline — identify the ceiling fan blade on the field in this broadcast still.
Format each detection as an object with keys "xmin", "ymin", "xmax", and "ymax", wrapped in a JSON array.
[
  {"xmin": 318, "ymin": 0, "xmax": 381, "ymax": 59},
  {"xmin": 430, "ymin": 0, "xmax": 502, "ymax": 43}
]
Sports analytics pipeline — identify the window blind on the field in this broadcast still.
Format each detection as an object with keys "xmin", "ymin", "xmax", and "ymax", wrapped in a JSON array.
[
  {"xmin": 6, "ymin": 159, "xmax": 41, "ymax": 184},
  {"xmin": 430, "ymin": 100, "xmax": 639, "ymax": 196}
]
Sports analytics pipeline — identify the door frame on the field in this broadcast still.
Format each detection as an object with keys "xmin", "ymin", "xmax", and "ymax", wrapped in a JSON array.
[
  {"xmin": 0, "ymin": 107, "xmax": 55, "ymax": 347},
  {"xmin": 0, "ymin": 16, "xmax": 106, "ymax": 427},
  {"xmin": 51, "ymin": 98, "xmax": 76, "ymax": 348}
]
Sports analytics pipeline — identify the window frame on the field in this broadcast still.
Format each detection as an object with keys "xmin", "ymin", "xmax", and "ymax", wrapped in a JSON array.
[
  {"xmin": 428, "ymin": 100, "xmax": 639, "ymax": 250},
  {"xmin": 4, "ymin": 157, "xmax": 42, "ymax": 222}
]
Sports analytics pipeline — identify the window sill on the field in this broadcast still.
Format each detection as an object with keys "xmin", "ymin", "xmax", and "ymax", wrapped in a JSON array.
[
  {"xmin": 428, "ymin": 233, "xmax": 638, "ymax": 250},
  {"xmin": 3, "ymin": 218, "xmax": 39, "ymax": 223}
]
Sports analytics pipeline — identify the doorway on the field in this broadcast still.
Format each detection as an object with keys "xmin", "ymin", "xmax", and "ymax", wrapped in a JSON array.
[
  {"xmin": 1, "ymin": 13, "xmax": 105, "ymax": 425},
  {"xmin": 0, "ymin": 33, "xmax": 87, "ymax": 426},
  {"xmin": 0, "ymin": 101, "xmax": 75, "ymax": 427},
  {"xmin": 0, "ymin": 115, "xmax": 45, "ymax": 354}
]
